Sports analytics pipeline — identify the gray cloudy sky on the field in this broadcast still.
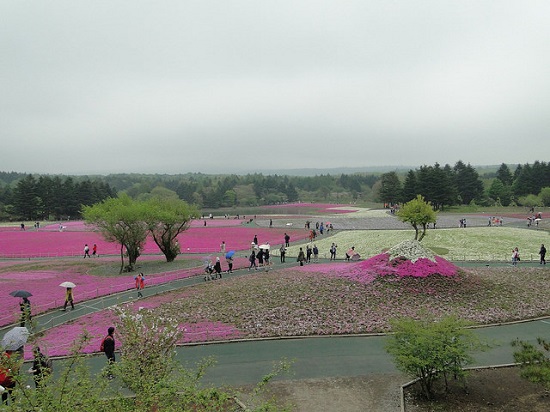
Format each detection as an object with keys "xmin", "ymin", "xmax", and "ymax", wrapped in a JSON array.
[{"xmin": 2, "ymin": 1, "xmax": 549, "ymax": 175}]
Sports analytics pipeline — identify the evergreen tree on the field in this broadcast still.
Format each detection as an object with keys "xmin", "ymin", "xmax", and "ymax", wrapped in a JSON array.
[
  {"xmin": 454, "ymin": 161, "xmax": 484, "ymax": 205},
  {"xmin": 402, "ymin": 170, "xmax": 417, "ymax": 203},
  {"xmin": 377, "ymin": 171, "xmax": 402, "ymax": 204},
  {"xmin": 496, "ymin": 163, "xmax": 513, "ymax": 185},
  {"xmin": 13, "ymin": 174, "xmax": 41, "ymax": 219}
]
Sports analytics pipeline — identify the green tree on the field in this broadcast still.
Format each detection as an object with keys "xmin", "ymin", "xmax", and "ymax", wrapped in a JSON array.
[
  {"xmin": 396, "ymin": 195, "xmax": 437, "ymax": 241},
  {"xmin": 377, "ymin": 172, "xmax": 402, "ymax": 204},
  {"xmin": 512, "ymin": 337, "xmax": 550, "ymax": 388},
  {"xmin": 540, "ymin": 187, "xmax": 550, "ymax": 207},
  {"xmin": 142, "ymin": 197, "xmax": 199, "ymax": 262},
  {"xmin": 13, "ymin": 174, "xmax": 41, "ymax": 220},
  {"xmin": 454, "ymin": 161, "xmax": 484, "ymax": 205},
  {"xmin": 496, "ymin": 163, "xmax": 514, "ymax": 185},
  {"xmin": 402, "ymin": 170, "xmax": 418, "ymax": 203},
  {"xmin": 82, "ymin": 194, "xmax": 148, "ymax": 273},
  {"xmin": 386, "ymin": 316, "xmax": 484, "ymax": 399},
  {"xmin": 487, "ymin": 179, "xmax": 512, "ymax": 206}
]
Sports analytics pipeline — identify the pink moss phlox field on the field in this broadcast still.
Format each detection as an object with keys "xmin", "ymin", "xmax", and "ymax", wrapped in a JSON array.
[
  {"xmin": 360, "ymin": 253, "xmax": 459, "ymax": 278},
  {"xmin": 32, "ymin": 305, "xmax": 242, "ymax": 359},
  {"xmin": 261, "ymin": 202, "xmax": 358, "ymax": 214},
  {"xmin": 297, "ymin": 253, "xmax": 458, "ymax": 283},
  {"xmin": 176, "ymin": 226, "xmax": 307, "ymax": 253},
  {"xmin": 25, "ymin": 310, "xmax": 120, "ymax": 359},
  {"xmin": 0, "ymin": 266, "xmax": 203, "ymax": 327},
  {"xmin": 0, "ymin": 222, "xmax": 308, "ymax": 258}
]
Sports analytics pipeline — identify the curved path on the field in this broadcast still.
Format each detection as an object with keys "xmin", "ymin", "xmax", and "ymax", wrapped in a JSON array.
[
  {"xmin": 4, "ymin": 258, "xmax": 549, "ymax": 411},
  {"xmin": 3, "ymin": 260, "xmax": 547, "ymax": 384}
]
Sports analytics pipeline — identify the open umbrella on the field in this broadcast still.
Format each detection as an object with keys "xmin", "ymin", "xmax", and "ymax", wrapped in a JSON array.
[
  {"xmin": 9, "ymin": 290, "xmax": 32, "ymax": 298},
  {"xmin": 59, "ymin": 281, "xmax": 76, "ymax": 288},
  {"xmin": 351, "ymin": 253, "xmax": 361, "ymax": 261},
  {"xmin": 1, "ymin": 327, "xmax": 30, "ymax": 351},
  {"xmin": 225, "ymin": 250, "xmax": 235, "ymax": 259},
  {"xmin": 259, "ymin": 244, "xmax": 270, "ymax": 250}
]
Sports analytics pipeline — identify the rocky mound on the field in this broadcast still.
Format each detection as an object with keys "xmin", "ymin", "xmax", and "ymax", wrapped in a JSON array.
[{"xmin": 359, "ymin": 239, "xmax": 459, "ymax": 279}]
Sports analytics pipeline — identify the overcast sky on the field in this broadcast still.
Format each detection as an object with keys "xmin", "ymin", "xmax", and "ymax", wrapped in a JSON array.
[{"xmin": 1, "ymin": 1, "xmax": 549, "ymax": 175}]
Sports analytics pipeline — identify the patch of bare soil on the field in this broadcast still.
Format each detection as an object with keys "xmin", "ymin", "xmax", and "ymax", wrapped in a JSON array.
[
  {"xmin": 237, "ymin": 373, "xmax": 404, "ymax": 412},
  {"xmin": 404, "ymin": 366, "xmax": 550, "ymax": 412}
]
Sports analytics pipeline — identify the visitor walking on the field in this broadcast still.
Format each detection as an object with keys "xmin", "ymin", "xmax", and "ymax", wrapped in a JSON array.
[
  {"xmin": 540, "ymin": 244, "xmax": 546, "ymax": 265},
  {"xmin": 29, "ymin": 347, "xmax": 52, "ymax": 388},
  {"xmin": 279, "ymin": 244, "xmax": 286, "ymax": 263},
  {"xmin": 84, "ymin": 244, "xmax": 91, "ymax": 258},
  {"xmin": 226, "ymin": 256, "xmax": 233, "ymax": 273},
  {"xmin": 313, "ymin": 244, "xmax": 319, "ymax": 262},
  {"xmin": 214, "ymin": 257, "xmax": 222, "ymax": 278},
  {"xmin": 19, "ymin": 297, "xmax": 31, "ymax": 327},
  {"xmin": 297, "ymin": 247, "xmax": 306, "ymax": 266},
  {"xmin": 330, "ymin": 243, "xmax": 337, "ymax": 261},
  {"xmin": 248, "ymin": 250, "xmax": 257, "ymax": 270},
  {"xmin": 135, "ymin": 273, "xmax": 145, "ymax": 298},
  {"xmin": 264, "ymin": 247, "xmax": 270, "ymax": 266},
  {"xmin": 1, "ymin": 350, "xmax": 17, "ymax": 404},
  {"xmin": 92, "ymin": 243, "xmax": 97, "ymax": 257},
  {"xmin": 257, "ymin": 248, "xmax": 264, "ymax": 267},
  {"xmin": 512, "ymin": 247, "xmax": 520, "ymax": 266},
  {"xmin": 100, "ymin": 327, "xmax": 116, "ymax": 379},
  {"xmin": 284, "ymin": 233, "xmax": 290, "ymax": 247},
  {"xmin": 62, "ymin": 287, "xmax": 75, "ymax": 311}
]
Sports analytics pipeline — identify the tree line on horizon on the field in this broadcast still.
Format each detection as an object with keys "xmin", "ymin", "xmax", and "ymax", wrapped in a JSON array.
[
  {"xmin": 378, "ymin": 160, "xmax": 550, "ymax": 209},
  {"xmin": 0, "ymin": 160, "xmax": 548, "ymax": 221}
]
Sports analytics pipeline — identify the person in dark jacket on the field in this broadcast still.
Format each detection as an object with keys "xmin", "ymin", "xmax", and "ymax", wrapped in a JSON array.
[
  {"xmin": 19, "ymin": 297, "xmax": 31, "ymax": 327},
  {"xmin": 30, "ymin": 347, "xmax": 51, "ymax": 388},
  {"xmin": 101, "ymin": 327, "xmax": 116, "ymax": 370},
  {"xmin": 540, "ymin": 244, "xmax": 547, "ymax": 265},
  {"xmin": 214, "ymin": 257, "xmax": 222, "ymax": 278}
]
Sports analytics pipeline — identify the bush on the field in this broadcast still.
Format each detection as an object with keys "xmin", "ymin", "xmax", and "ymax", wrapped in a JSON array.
[
  {"xmin": 386, "ymin": 315, "xmax": 486, "ymax": 399},
  {"xmin": 512, "ymin": 337, "xmax": 550, "ymax": 388}
]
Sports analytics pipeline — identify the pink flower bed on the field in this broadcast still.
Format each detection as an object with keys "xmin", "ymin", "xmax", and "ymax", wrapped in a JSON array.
[
  {"xmin": 0, "ymin": 261, "xmax": 209, "ymax": 327},
  {"xmin": 188, "ymin": 219, "xmax": 246, "ymax": 228},
  {"xmin": 261, "ymin": 202, "xmax": 359, "ymax": 214},
  {"xmin": 0, "ymin": 222, "xmax": 307, "ymax": 258},
  {"xmin": 29, "ymin": 302, "xmax": 243, "ymax": 360},
  {"xmin": 359, "ymin": 253, "xmax": 459, "ymax": 278},
  {"xmin": 177, "ymin": 226, "xmax": 307, "ymax": 254}
]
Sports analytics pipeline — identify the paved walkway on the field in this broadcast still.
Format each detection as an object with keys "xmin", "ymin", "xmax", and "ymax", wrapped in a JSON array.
[{"xmin": 4, "ymin": 260, "xmax": 549, "ymax": 390}]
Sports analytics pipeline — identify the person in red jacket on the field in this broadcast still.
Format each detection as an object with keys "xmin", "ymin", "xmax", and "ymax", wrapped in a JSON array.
[
  {"xmin": 0, "ymin": 350, "xmax": 17, "ymax": 404},
  {"xmin": 135, "ymin": 273, "xmax": 145, "ymax": 298}
]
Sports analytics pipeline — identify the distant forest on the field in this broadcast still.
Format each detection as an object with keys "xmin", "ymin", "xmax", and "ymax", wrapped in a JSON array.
[{"xmin": 0, "ymin": 160, "xmax": 548, "ymax": 221}]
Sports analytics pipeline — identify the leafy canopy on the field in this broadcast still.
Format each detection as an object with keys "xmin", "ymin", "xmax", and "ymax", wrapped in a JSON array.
[
  {"xmin": 386, "ymin": 315, "xmax": 485, "ymax": 400},
  {"xmin": 396, "ymin": 194, "xmax": 437, "ymax": 241}
]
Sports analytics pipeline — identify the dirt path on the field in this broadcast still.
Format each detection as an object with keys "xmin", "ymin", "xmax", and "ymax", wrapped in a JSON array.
[{"xmin": 240, "ymin": 373, "xmax": 405, "ymax": 412}]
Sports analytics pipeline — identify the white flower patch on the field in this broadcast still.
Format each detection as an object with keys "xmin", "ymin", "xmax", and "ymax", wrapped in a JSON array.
[{"xmin": 388, "ymin": 239, "xmax": 436, "ymax": 263}]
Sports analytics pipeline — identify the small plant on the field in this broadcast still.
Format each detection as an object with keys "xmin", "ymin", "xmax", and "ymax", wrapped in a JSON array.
[{"xmin": 512, "ymin": 337, "xmax": 550, "ymax": 388}]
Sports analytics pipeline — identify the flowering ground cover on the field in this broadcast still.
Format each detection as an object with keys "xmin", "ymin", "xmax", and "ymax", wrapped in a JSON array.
[
  {"xmin": 288, "ymin": 226, "xmax": 550, "ymax": 262},
  {"xmin": 261, "ymin": 202, "xmax": 359, "ymax": 214},
  {"xmin": 0, "ymin": 255, "xmax": 217, "ymax": 327},
  {"xmin": 33, "ymin": 261, "xmax": 550, "ymax": 359},
  {"xmin": 0, "ymin": 221, "xmax": 307, "ymax": 258},
  {"xmin": 176, "ymin": 225, "xmax": 308, "ymax": 254}
]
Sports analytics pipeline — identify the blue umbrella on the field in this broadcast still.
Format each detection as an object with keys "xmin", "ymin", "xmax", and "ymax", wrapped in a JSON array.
[{"xmin": 225, "ymin": 250, "xmax": 235, "ymax": 259}]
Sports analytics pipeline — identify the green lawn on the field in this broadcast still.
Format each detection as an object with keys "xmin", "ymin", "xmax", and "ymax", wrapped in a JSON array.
[{"xmin": 285, "ymin": 227, "xmax": 549, "ymax": 261}]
